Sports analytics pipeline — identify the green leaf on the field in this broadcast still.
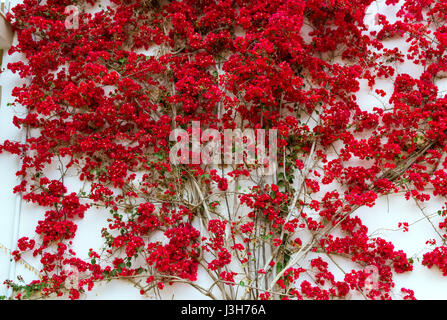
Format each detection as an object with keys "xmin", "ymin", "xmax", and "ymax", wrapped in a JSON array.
[
  {"xmin": 276, "ymin": 262, "xmax": 284, "ymax": 274},
  {"xmin": 264, "ymin": 234, "xmax": 273, "ymax": 240},
  {"xmin": 154, "ymin": 152, "xmax": 164, "ymax": 160},
  {"xmin": 284, "ymin": 253, "xmax": 291, "ymax": 265}
]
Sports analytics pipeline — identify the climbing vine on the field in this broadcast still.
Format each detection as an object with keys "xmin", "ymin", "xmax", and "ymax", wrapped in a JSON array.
[{"xmin": 2, "ymin": 0, "xmax": 447, "ymax": 300}]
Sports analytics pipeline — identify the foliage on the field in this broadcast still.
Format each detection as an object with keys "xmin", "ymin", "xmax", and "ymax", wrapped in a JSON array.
[{"xmin": 2, "ymin": 0, "xmax": 447, "ymax": 300}]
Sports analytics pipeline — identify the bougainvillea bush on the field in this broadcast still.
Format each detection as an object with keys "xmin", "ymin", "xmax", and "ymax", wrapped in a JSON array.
[{"xmin": 3, "ymin": 0, "xmax": 447, "ymax": 300}]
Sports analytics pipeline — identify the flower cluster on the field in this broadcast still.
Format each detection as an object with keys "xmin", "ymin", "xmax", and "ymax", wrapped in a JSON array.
[{"xmin": 3, "ymin": 0, "xmax": 447, "ymax": 300}]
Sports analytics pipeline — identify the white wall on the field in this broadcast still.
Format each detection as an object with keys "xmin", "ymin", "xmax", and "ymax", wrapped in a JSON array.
[{"xmin": 1, "ymin": 0, "xmax": 447, "ymax": 300}]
